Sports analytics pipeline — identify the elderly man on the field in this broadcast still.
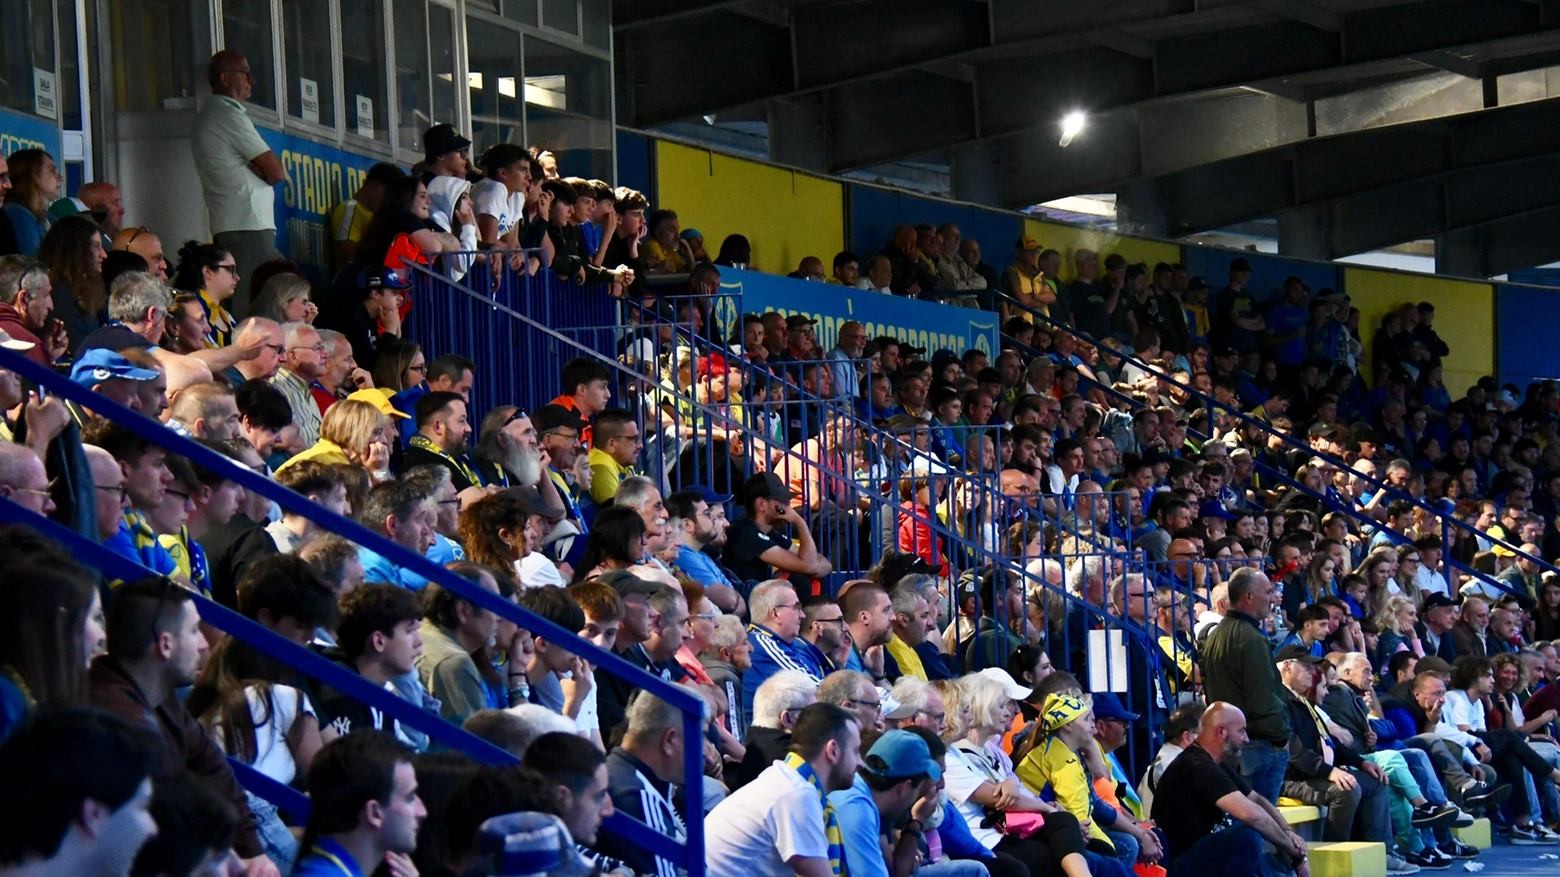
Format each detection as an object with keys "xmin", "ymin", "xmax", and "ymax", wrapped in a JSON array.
[
  {"xmin": 220, "ymin": 317, "xmax": 284, "ymax": 386},
  {"xmin": 1202, "ymin": 568, "xmax": 1291, "ymax": 804},
  {"xmin": 727, "ymin": 668, "xmax": 818, "ymax": 792},
  {"xmin": 76, "ymin": 271, "xmax": 170, "ymax": 355},
  {"xmin": 0, "ymin": 255, "xmax": 68, "ymax": 364},
  {"xmin": 269, "ymin": 322, "xmax": 327, "ymax": 446},
  {"xmin": 0, "ymin": 442, "xmax": 55, "ymax": 516},
  {"xmin": 818, "ymin": 669, "xmax": 888, "ymax": 732},
  {"xmin": 111, "ymin": 226, "xmax": 168, "ymax": 280},
  {"xmin": 1452, "ymin": 596, "xmax": 1493, "ymax": 658},
  {"xmin": 885, "ymin": 585, "xmax": 934, "ymax": 681},
  {"xmin": 76, "ymin": 181, "xmax": 125, "ymax": 240},
  {"xmin": 744, "ymin": 580, "xmax": 826, "ymax": 723},
  {"xmin": 825, "ymin": 320, "xmax": 869, "ymax": 400}
]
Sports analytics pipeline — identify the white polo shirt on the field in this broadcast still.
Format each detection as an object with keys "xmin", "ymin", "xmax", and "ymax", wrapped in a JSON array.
[
  {"xmin": 191, "ymin": 95, "xmax": 277, "ymax": 234},
  {"xmin": 704, "ymin": 760, "xmax": 828, "ymax": 877}
]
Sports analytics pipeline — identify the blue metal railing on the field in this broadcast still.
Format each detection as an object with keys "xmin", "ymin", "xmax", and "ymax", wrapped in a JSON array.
[{"xmin": 0, "ymin": 345, "xmax": 706, "ymax": 875}]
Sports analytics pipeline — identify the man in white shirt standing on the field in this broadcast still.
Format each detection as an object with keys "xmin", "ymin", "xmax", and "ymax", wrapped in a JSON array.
[
  {"xmin": 705, "ymin": 702, "xmax": 862, "ymax": 877},
  {"xmin": 191, "ymin": 50, "xmax": 286, "ymax": 316}
]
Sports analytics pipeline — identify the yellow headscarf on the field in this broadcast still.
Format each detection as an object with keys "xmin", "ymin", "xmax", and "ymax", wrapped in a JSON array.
[{"xmin": 1042, "ymin": 693, "xmax": 1087, "ymax": 733}]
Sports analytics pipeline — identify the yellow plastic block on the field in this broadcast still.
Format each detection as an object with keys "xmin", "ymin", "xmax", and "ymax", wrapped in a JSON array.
[
  {"xmin": 1277, "ymin": 797, "xmax": 1306, "ymax": 807},
  {"xmin": 1451, "ymin": 817, "xmax": 1491, "ymax": 849},
  {"xmin": 1306, "ymin": 841, "xmax": 1387, "ymax": 877},
  {"xmin": 1279, "ymin": 805, "xmax": 1323, "ymax": 826}
]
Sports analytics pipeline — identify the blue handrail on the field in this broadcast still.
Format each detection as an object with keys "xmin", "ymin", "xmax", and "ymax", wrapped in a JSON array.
[{"xmin": 0, "ymin": 347, "xmax": 706, "ymax": 874}]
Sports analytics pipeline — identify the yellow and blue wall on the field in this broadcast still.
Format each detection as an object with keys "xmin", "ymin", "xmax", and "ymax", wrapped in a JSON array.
[{"xmin": 619, "ymin": 128, "xmax": 1543, "ymax": 394}]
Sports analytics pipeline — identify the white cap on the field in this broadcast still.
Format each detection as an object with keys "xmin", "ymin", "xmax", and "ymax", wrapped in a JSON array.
[
  {"xmin": 977, "ymin": 667, "xmax": 1032, "ymax": 702},
  {"xmin": 0, "ymin": 328, "xmax": 36, "ymax": 352},
  {"xmin": 880, "ymin": 687, "xmax": 917, "ymax": 720}
]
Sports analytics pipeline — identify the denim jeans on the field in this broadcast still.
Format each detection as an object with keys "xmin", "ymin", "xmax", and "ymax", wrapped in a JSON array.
[
  {"xmin": 245, "ymin": 790, "xmax": 298, "ymax": 875},
  {"xmin": 1167, "ymin": 825, "xmax": 1291, "ymax": 877},
  {"xmin": 917, "ymin": 858, "xmax": 991, "ymax": 877},
  {"xmin": 1240, "ymin": 739, "xmax": 1291, "ymax": 805},
  {"xmin": 1104, "ymin": 829, "xmax": 1140, "ymax": 869}
]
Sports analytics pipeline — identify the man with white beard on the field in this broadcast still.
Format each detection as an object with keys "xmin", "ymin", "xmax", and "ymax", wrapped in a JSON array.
[{"xmin": 472, "ymin": 404, "xmax": 570, "ymax": 516}]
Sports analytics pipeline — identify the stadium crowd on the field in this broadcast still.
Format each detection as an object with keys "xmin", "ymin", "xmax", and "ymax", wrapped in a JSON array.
[{"xmin": 7, "ymin": 44, "xmax": 1560, "ymax": 877}]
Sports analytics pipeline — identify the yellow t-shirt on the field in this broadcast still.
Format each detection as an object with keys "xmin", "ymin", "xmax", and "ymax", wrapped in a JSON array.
[
  {"xmin": 588, "ymin": 447, "xmax": 632, "ymax": 506},
  {"xmin": 885, "ymin": 635, "xmax": 927, "ymax": 681},
  {"xmin": 644, "ymin": 238, "xmax": 689, "ymax": 274},
  {"xmin": 329, "ymin": 198, "xmax": 374, "ymax": 245},
  {"xmin": 1016, "ymin": 737, "xmax": 1113, "ymax": 847}
]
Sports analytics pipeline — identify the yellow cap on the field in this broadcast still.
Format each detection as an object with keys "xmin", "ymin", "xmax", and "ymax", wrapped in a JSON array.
[{"xmin": 346, "ymin": 388, "xmax": 411, "ymax": 419}]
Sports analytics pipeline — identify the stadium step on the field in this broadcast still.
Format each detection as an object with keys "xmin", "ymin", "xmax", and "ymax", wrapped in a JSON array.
[
  {"xmin": 1280, "ymin": 799, "xmax": 1327, "ymax": 841},
  {"xmin": 1306, "ymin": 841, "xmax": 1387, "ymax": 877},
  {"xmin": 1452, "ymin": 817, "xmax": 1491, "ymax": 850}
]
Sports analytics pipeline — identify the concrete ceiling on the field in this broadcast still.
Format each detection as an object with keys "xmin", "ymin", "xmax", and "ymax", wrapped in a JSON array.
[{"xmin": 613, "ymin": 0, "xmax": 1560, "ymax": 275}]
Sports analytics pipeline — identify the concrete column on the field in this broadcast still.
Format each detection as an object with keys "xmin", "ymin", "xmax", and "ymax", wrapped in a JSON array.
[
  {"xmin": 1277, "ymin": 205, "xmax": 1332, "ymax": 261},
  {"xmin": 766, "ymin": 94, "xmax": 830, "ymax": 174},
  {"xmin": 1435, "ymin": 227, "xmax": 1489, "ymax": 278},
  {"xmin": 1116, "ymin": 179, "xmax": 1169, "ymax": 239},
  {"xmin": 950, "ymin": 140, "xmax": 1004, "ymax": 208}
]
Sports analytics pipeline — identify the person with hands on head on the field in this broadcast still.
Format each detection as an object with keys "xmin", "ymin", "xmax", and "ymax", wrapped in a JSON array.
[
  {"xmin": 723, "ymin": 471, "xmax": 833, "ymax": 584},
  {"xmin": 828, "ymin": 728, "xmax": 949, "ymax": 877}
]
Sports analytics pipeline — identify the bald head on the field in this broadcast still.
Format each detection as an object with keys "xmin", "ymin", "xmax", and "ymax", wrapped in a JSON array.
[
  {"xmin": 0, "ymin": 443, "xmax": 52, "ymax": 515},
  {"xmin": 1168, "ymin": 538, "xmax": 1196, "ymax": 559},
  {"xmin": 161, "ymin": 355, "xmax": 213, "ymax": 415},
  {"xmin": 1197, "ymin": 701, "xmax": 1248, "ymax": 761},
  {"xmin": 77, "ymin": 182, "xmax": 125, "ymax": 235}
]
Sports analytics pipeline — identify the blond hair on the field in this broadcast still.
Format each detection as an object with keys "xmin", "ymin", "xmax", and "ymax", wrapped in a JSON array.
[
  {"xmin": 959, "ymin": 673, "xmax": 1011, "ymax": 736},
  {"xmin": 320, "ymin": 399, "xmax": 389, "ymax": 458}
]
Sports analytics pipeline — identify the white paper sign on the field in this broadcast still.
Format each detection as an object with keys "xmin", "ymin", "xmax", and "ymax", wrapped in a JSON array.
[
  {"xmin": 299, "ymin": 77, "xmax": 320, "ymax": 123},
  {"xmin": 356, "ymin": 95, "xmax": 374, "ymax": 139},
  {"xmin": 1087, "ymin": 628, "xmax": 1129, "ymax": 693},
  {"xmin": 33, "ymin": 68, "xmax": 56, "ymax": 120}
]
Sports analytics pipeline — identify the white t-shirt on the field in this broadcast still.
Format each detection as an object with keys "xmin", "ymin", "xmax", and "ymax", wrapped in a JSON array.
[
  {"xmin": 469, "ymin": 179, "xmax": 526, "ymax": 238},
  {"xmin": 575, "ymin": 672, "xmax": 600, "ymax": 735},
  {"xmin": 190, "ymin": 95, "xmax": 276, "ymax": 233},
  {"xmin": 704, "ymin": 762, "xmax": 829, "ymax": 877},
  {"xmin": 942, "ymin": 743, "xmax": 1002, "ymax": 850},
  {"xmin": 1444, "ymin": 689, "xmax": 1487, "ymax": 733},
  {"xmin": 1414, "ymin": 566, "xmax": 1451, "ymax": 599},
  {"xmin": 518, "ymin": 551, "xmax": 566, "ymax": 587},
  {"xmin": 213, "ymin": 684, "xmax": 315, "ymax": 784}
]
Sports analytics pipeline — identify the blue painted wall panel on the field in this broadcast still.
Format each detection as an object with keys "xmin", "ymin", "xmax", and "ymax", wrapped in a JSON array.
[
  {"xmin": 1183, "ymin": 247, "xmax": 1341, "ymax": 304},
  {"xmin": 616, "ymin": 130, "xmax": 653, "ymax": 202},
  {"xmin": 1498, "ymin": 284, "xmax": 1560, "ymax": 386},
  {"xmin": 847, "ymin": 186, "xmax": 1023, "ymax": 272}
]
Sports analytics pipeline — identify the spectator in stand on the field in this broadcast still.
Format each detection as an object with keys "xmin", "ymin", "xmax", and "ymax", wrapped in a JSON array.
[
  {"xmin": 314, "ymin": 583, "xmax": 423, "ymax": 743},
  {"xmin": 602, "ymin": 188, "xmax": 649, "ymax": 298},
  {"xmin": 264, "ymin": 461, "xmax": 348, "ymax": 553},
  {"xmin": 0, "ymin": 255, "xmax": 68, "ymax": 364},
  {"xmin": 0, "ymin": 442, "xmax": 55, "ymax": 516},
  {"xmin": 886, "ymin": 584, "xmax": 934, "ymax": 682},
  {"xmin": 0, "ymin": 528, "xmax": 102, "ymax": 744},
  {"xmin": 191, "ymin": 51, "xmax": 286, "ymax": 314},
  {"xmin": 355, "ymin": 176, "xmax": 464, "ymax": 295},
  {"xmin": 585, "ymin": 409, "xmax": 640, "ymax": 508},
  {"xmin": 1212, "ymin": 257, "xmax": 1263, "ymax": 354},
  {"xmin": 725, "ymin": 471, "xmax": 832, "ymax": 584},
  {"xmin": 520, "ymin": 732, "xmax": 617, "ymax": 860},
  {"xmin": 312, "ymin": 329, "xmax": 371, "ymax": 412},
  {"xmin": 250, "ymin": 273, "xmax": 318, "ymax": 326},
  {"xmin": 130, "ymin": 770, "xmax": 243, "ymax": 877},
  {"xmin": 880, "ymin": 225, "xmax": 935, "ymax": 298},
  {"xmin": 89, "ymin": 577, "xmax": 276, "ymax": 874},
  {"xmin": 825, "ymin": 320, "xmax": 868, "ymax": 401},
  {"xmin": 82, "ymin": 419, "xmax": 181, "ymax": 579},
  {"xmin": 935, "ymin": 224, "xmax": 988, "ymax": 309},
  {"xmin": 290, "ymin": 732, "xmax": 425, "ymax": 877},
  {"xmin": 828, "ymin": 251, "xmax": 863, "ymax": 288},
  {"xmin": 598, "ymin": 690, "xmax": 694, "ymax": 877},
  {"xmin": 702, "ymin": 613, "xmax": 753, "ymax": 740},
  {"xmin": 1001, "ymin": 236, "xmax": 1054, "ymax": 321},
  {"xmin": 596, "ymin": 585, "xmax": 689, "ymax": 737},
  {"xmin": 329, "ymin": 162, "xmax": 405, "ymax": 267},
  {"xmin": 1201, "ymin": 567, "xmax": 1291, "ymax": 804},
  {"xmin": 1, "ymin": 149, "xmax": 59, "ymax": 256},
  {"xmin": 109, "ymin": 227, "xmax": 169, "ymax": 281},
  {"xmin": 644, "ymin": 209, "xmax": 694, "ymax": 275},
  {"xmin": 314, "ymin": 263, "xmax": 409, "ymax": 374},
  {"xmin": 36, "ymin": 214, "xmax": 109, "ymax": 348},
  {"xmin": 397, "ymin": 391, "xmax": 479, "ymax": 492},
  {"xmin": 540, "ymin": 180, "xmax": 633, "ymax": 287},
  {"xmin": 550, "ymin": 357, "xmax": 612, "ymax": 447},
  {"xmin": 268, "ymin": 322, "xmax": 327, "ymax": 446},
  {"xmin": 416, "ymin": 565, "xmax": 503, "ymax": 726},
  {"xmin": 0, "ymin": 708, "xmax": 161, "ymax": 877}
]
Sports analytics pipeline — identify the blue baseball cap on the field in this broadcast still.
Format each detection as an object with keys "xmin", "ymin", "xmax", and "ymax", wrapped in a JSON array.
[
  {"xmin": 692, "ymin": 484, "xmax": 732, "ymax": 506},
  {"xmin": 1198, "ymin": 500, "xmax": 1234, "ymax": 521},
  {"xmin": 862, "ymin": 729, "xmax": 942, "ymax": 782},
  {"xmin": 1091, "ymin": 692, "xmax": 1140, "ymax": 723},
  {"xmin": 360, "ymin": 263, "xmax": 412, "ymax": 291},
  {"xmin": 478, "ymin": 811, "xmax": 595, "ymax": 877},
  {"xmin": 69, "ymin": 349, "xmax": 160, "ymax": 388}
]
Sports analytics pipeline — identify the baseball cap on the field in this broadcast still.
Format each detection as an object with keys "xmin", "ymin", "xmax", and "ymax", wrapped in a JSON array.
[
  {"xmin": 1091, "ymin": 692, "xmax": 1140, "ymax": 723},
  {"xmin": 691, "ymin": 485, "xmax": 733, "ymax": 506},
  {"xmin": 1230, "ymin": 257, "xmax": 1253, "ymax": 273},
  {"xmin": 424, "ymin": 123, "xmax": 472, "ymax": 158},
  {"xmin": 1416, "ymin": 656, "xmax": 1453, "ymax": 677},
  {"xmin": 0, "ymin": 328, "xmax": 35, "ymax": 352},
  {"xmin": 862, "ymin": 729, "xmax": 942, "ymax": 782},
  {"xmin": 879, "ymin": 689, "xmax": 918, "ymax": 722},
  {"xmin": 595, "ymin": 570, "xmax": 662, "ymax": 598},
  {"xmin": 1422, "ymin": 592, "xmax": 1457, "ymax": 612},
  {"xmin": 743, "ymin": 471, "xmax": 795, "ymax": 504},
  {"xmin": 785, "ymin": 314, "xmax": 819, "ymax": 329},
  {"xmin": 1274, "ymin": 645, "xmax": 1323, "ymax": 665},
  {"xmin": 899, "ymin": 343, "xmax": 927, "ymax": 358},
  {"xmin": 477, "ymin": 811, "xmax": 595, "ymax": 877},
  {"xmin": 346, "ymin": 388, "xmax": 412, "ymax": 419},
  {"xmin": 1187, "ymin": 276, "xmax": 1210, "ymax": 292},
  {"xmin": 69, "ymin": 349, "xmax": 159, "ymax": 388},
  {"xmin": 880, "ymin": 553, "xmax": 939, "ymax": 584},
  {"xmin": 1492, "ymin": 544, "xmax": 1517, "ymax": 558},
  {"xmin": 1015, "ymin": 235, "xmax": 1042, "ymax": 252},
  {"xmin": 360, "ymin": 263, "xmax": 413, "ymax": 291},
  {"xmin": 503, "ymin": 485, "xmax": 565, "ymax": 522},
  {"xmin": 1214, "ymin": 346, "xmax": 1239, "ymax": 358},
  {"xmin": 977, "ymin": 667, "xmax": 1032, "ymax": 702},
  {"xmin": 1198, "ymin": 500, "xmax": 1235, "ymax": 521},
  {"xmin": 531, "ymin": 404, "xmax": 587, "ymax": 435}
]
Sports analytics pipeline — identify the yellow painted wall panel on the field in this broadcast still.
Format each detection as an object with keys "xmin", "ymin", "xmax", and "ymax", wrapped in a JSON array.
[
  {"xmin": 1024, "ymin": 219, "xmax": 1183, "ymax": 282},
  {"xmin": 1342, "ymin": 267, "xmax": 1494, "ymax": 394},
  {"xmin": 655, "ymin": 142, "xmax": 846, "ymax": 277}
]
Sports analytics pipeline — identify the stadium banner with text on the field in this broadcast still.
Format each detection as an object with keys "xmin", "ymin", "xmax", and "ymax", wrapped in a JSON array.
[
  {"xmin": 713, "ymin": 267, "xmax": 999, "ymax": 359},
  {"xmin": 257, "ymin": 127, "xmax": 384, "ymax": 282},
  {"xmin": 0, "ymin": 106, "xmax": 63, "ymax": 161}
]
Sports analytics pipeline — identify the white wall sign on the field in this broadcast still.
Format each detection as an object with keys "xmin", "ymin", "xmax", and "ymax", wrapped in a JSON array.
[
  {"xmin": 1087, "ymin": 628, "xmax": 1129, "ymax": 693},
  {"xmin": 356, "ymin": 95, "xmax": 374, "ymax": 139},
  {"xmin": 33, "ymin": 68, "xmax": 57, "ymax": 120},
  {"xmin": 299, "ymin": 77, "xmax": 320, "ymax": 124}
]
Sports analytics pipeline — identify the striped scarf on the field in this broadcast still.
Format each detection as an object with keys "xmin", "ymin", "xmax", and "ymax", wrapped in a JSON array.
[
  {"xmin": 408, "ymin": 434, "xmax": 483, "ymax": 488},
  {"xmin": 784, "ymin": 752, "xmax": 847, "ymax": 877}
]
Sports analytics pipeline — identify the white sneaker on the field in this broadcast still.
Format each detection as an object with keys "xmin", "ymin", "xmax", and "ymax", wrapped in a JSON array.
[
  {"xmin": 1387, "ymin": 853, "xmax": 1422, "ymax": 874},
  {"xmin": 1537, "ymin": 825, "xmax": 1560, "ymax": 843},
  {"xmin": 1453, "ymin": 807, "xmax": 1475, "ymax": 827}
]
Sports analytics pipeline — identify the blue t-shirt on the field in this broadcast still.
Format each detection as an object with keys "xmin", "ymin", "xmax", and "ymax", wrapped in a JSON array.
[
  {"xmin": 103, "ymin": 519, "xmax": 179, "ymax": 577},
  {"xmin": 292, "ymin": 839, "xmax": 365, "ymax": 877},
  {"xmin": 829, "ymin": 774, "xmax": 890, "ymax": 877},
  {"xmin": 400, "ymin": 534, "xmax": 466, "ymax": 590},
  {"xmin": 676, "ymin": 544, "xmax": 732, "ymax": 587},
  {"xmin": 358, "ymin": 546, "xmax": 422, "ymax": 590},
  {"xmin": 1266, "ymin": 302, "xmax": 1309, "ymax": 366}
]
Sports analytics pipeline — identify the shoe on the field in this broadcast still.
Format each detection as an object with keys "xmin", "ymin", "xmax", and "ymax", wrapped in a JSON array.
[
  {"xmin": 1386, "ymin": 853, "xmax": 1422, "ymax": 874},
  {"xmin": 1537, "ymin": 825, "xmax": 1560, "ymax": 843},
  {"xmin": 1452, "ymin": 807, "xmax": 1475, "ymax": 828},
  {"xmin": 1404, "ymin": 850, "xmax": 1451, "ymax": 870},
  {"xmin": 1462, "ymin": 781, "xmax": 1512, "ymax": 811},
  {"xmin": 1509, "ymin": 824, "xmax": 1554, "ymax": 844},
  {"xmin": 1411, "ymin": 802, "xmax": 1461, "ymax": 829},
  {"xmin": 1439, "ymin": 838, "xmax": 1480, "ymax": 859}
]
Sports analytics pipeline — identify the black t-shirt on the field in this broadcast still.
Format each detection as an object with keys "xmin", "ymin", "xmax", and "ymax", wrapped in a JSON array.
[
  {"xmin": 1150, "ymin": 743, "xmax": 1251, "ymax": 860},
  {"xmin": 722, "ymin": 516, "xmax": 789, "ymax": 584}
]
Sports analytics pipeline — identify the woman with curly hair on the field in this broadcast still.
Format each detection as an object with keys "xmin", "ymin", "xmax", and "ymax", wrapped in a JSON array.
[
  {"xmin": 35, "ymin": 214, "xmax": 107, "ymax": 348},
  {"xmin": 457, "ymin": 493, "xmax": 530, "ymax": 580}
]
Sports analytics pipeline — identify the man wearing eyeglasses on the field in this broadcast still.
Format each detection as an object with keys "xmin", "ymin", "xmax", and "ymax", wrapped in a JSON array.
[
  {"xmin": 0, "ymin": 441, "xmax": 54, "ymax": 515},
  {"xmin": 192, "ymin": 49, "xmax": 286, "ymax": 316},
  {"xmin": 270, "ymin": 322, "xmax": 327, "ymax": 446}
]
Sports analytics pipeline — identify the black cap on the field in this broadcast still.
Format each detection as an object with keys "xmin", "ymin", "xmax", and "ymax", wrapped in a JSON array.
[
  {"xmin": 502, "ymin": 485, "xmax": 565, "ymax": 522},
  {"xmin": 1230, "ymin": 257, "xmax": 1253, "ymax": 273},
  {"xmin": 1214, "ymin": 346, "xmax": 1239, "ymax": 358},
  {"xmin": 532, "ymin": 404, "xmax": 588, "ymax": 435},
  {"xmin": 743, "ymin": 471, "xmax": 796, "ymax": 503},
  {"xmin": 900, "ymin": 344, "xmax": 927, "ymax": 358},
  {"xmin": 1187, "ymin": 276, "xmax": 1210, "ymax": 292},
  {"xmin": 1422, "ymin": 592, "xmax": 1457, "ymax": 612},
  {"xmin": 784, "ymin": 314, "xmax": 818, "ymax": 329},
  {"xmin": 424, "ymin": 123, "xmax": 471, "ymax": 158},
  {"xmin": 596, "ymin": 570, "xmax": 662, "ymax": 598},
  {"xmin": 1274, "ymin": 645, "xmax": 1323, "ymax": 665}
]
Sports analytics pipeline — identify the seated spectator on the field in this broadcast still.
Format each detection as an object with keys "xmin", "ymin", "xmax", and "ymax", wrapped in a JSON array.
[
  {"xmin": 568, "ymin": 577, "xmax": 631, "ymax": 747},
  {"xmin": 88, "ymin": 577, "xmax": 272, "ymax": 871},
  {"xmin": 290, "ymin": 732, "xmax": 425, "ymax": 877},
  {"xmin": 195, "ymin": 438, "xmax": 280, "ymax": 607},
  {"xmin": 514, "ymin": 586, "xmax": 589, "ymax": 720},
  {"xmin": 0, "ymin": 442, "xmax": 56, "ymax": 516},
  {"xmin": 216, "ymin": 318, "xmax": 284, "ymax": 388},
  {"xmin": 167, "ymin": 380, "xmax": 243, "ymax": 440},
  {"xmin": 0, "ymin": 254, "xmax": 69, "ymax": 364},
  {"xmin": 416, "ymin": 565, "xmax": 502, "ymax": 726},
  {"xmin": 701, "ymin": 613, "xmax": 753, "ymax": 740},
  {"xmin": 569, "ymin": 505, "xmax": 649, "ymax": 582},
  {"xmin": 521, "ymin": 732, "xmax": 616, "ymax": 859},
  {"xmin": 597, "ymin": 691, "xmax": 694, "ymax": 877},
  {"xmin": 0, "ymin": 528, "xmax": 102, "ymax": 743},
  {"xmin": 597, "ymin": 584, "xmax": 689, "ymax": 736},
  {"xmin": 70, "ymin": 348, "xmax": 162, "ymax": 422},
  {"xmin": 265, "ymin": 460, "xmax": 349, "ymax": 553},
  {"xmin": 461, "ymin": 706, "xmax": 575, "ymax": 759},
  {"xmin": 314, "ymin": 263, "xmax": 409, "ymax": 373},
  {"xmin": 397, "ymin": 390, "xmax": 479, "ymax": 490},
  {"xmin": 298, "ymin": 532, "xmax": 367, "ymax": 603},
  {"xmin": 233, "ymin": 379, "xmax": 294, "ymax": 466},
  {"xmin": 0, "ymin": 708, "xmax": 160, "ymax": 876},
  {"xmin": 131, "ymin": 770, "xmax": 242, "ymax": 877},
  {"xmin": 279, "ymin": 394, "xmax": 401, "ymax": 478},
  {"xmin": 398, "ymin": 465, "xmax": 469, "ymax": 588},
  {"xmin": 725, "ymin": 472, "xmax": 832, "ymax": 584},
  {"xmin": 316, "ymin": 583, "xmax": 425, "ymax": 744},
  {"xmin": 586, "ymin": 408, "xmax": 641, "ymax": 508},
  {"xmin": 269, "ymin": 322, "xmax": 327, "ymax": 446},
  {"xmin": 82, "ymin": 419, "xmax": 181, "ymax": 579}
]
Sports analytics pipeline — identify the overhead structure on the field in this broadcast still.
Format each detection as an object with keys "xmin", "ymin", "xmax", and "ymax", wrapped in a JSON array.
[{"xmin": 613, "ymin": 0, "xmax": 1560, "ymax": 274}]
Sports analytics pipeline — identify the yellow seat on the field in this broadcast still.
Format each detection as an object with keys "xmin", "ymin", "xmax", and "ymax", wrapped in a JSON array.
[
  {"xmin": 1305, "ymin": 841, "xmax": 1386, "ymax": 877},
  {"xmin": 1451, "ymin": 817, "xmax": 1491, "ymax": 849},
  {"xmin": 1279, "ymin": 804, "xmax": 1322, "ymax": 827},
  {"xmin": 1278, "ymin": 797, "xmax": 1306, "ymax": 807}
]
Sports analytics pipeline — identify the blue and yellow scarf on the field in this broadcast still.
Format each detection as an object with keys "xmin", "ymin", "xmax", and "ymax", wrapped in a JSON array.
[{"xmin": 784, "ymin": 752, "xmax": 848, "ymax": 877}]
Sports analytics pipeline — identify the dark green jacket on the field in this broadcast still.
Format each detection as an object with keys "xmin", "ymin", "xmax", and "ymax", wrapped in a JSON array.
[{"xmin": 1200, "ymin": 610, "xmax": 1291, "ymax": 744}]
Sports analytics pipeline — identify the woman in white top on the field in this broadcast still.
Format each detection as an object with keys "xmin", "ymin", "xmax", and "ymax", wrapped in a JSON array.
[{"xmin": 939, "ymin": 674, "xmax": 1098, "ymax": 877}]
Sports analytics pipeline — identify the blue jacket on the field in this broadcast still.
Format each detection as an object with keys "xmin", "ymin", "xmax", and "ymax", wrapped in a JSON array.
[{"xmin": 742, "ymin": 623, "xmax": 825, "ymax": 723}]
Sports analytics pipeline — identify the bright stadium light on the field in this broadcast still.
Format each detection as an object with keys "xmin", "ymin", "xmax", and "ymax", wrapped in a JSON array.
[{"xmin": 1059, "ymin": 111, "xmax": 1087, "ymax": 147}]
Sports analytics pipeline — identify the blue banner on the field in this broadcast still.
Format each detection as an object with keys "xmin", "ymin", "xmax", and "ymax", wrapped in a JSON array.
[
  {"xmin": 256, "ymin": 127, "xmax": 385, "ymax": 281},
  {"xmin": 0, "ymin": 106, "xmax": 62, "ymax": 161},
  {"xmin": 712, "ymin": 268, "xmax": 999, "ymax": 359}
]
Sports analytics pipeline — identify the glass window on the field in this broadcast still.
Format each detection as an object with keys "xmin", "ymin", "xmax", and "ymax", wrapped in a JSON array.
[
  {"xmin": 281, "ymin": 0, "xmax": 334, "ymax": 126},
  {"xmin": 428, "ymin": 4, "xmax": 458, "ymax": 136},
  {"xmin": 0, "ymin": 0, "xmax": 58, "ymax": 116},
  {"xmin": 582, "ymin": 0, "xmax": 609, "ymax": 50},
  {"xmin": 393, "ymin": 0, "xmax": 430, "ymax": 154},
  {"xmin": 341, "ymin": 0, "xmax": 388, "ymax": 142},
  {"xmin": 466, "ymin": 22, "xmax": 522, "ymax": 154},
  {"xmin": 59, "ymin": 0, "xmax": 80, "ymax": 129},
  {"xmin": 221, "ymin": 0, "xmax": 277, "ymax": 110},
  {"xmin": 110, "ymin": 0, "xmax": 196, "ymax": 113},
  {"xmin": 503, "ymin": 0, "xmax": 536, "ymax": 26},
  {"xmin": 541, "ymin": 0, "xmax": 577, "ymax": 36},
  {"xmin": 523, "ymin": 36, "xmax": 611, "ymax": 178}
]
